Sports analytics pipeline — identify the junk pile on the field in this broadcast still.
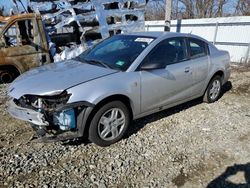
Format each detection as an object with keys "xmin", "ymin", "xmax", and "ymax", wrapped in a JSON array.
[
  {"xmin": 0, "ymin": 0, "xmax": 30, "ymax": 16},
  {"xmin": 0, "ymin": 0, "xmax": 147, "ymax": 61}
]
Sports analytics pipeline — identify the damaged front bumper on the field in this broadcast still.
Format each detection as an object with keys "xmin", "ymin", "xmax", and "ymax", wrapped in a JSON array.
[
  {"xmin": 7, "ymin": 98, "xmax": 94, "ymax": 142},
  {"xmin": 7, "ymin": 99, "xmax": 49, "ymax": 126}
]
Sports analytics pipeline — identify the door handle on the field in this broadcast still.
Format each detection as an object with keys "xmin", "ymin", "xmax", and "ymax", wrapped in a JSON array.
[{"xmin": 184, "ymin": 67, "xmax": 190, "ymax": 73}]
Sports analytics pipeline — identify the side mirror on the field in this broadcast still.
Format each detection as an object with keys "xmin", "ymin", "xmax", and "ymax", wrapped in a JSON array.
[{"xmin": 140, "ymin": 60, "xmax": 165, "ymax": 71}]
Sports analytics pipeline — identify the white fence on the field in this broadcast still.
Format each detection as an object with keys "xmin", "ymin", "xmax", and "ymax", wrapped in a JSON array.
[{"xmin": 145, "ymin": 16, "xmax": 250, "ymax": 63}]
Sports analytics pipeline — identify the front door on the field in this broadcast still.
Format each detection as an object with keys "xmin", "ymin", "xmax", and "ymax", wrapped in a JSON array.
[{"xmin": 139, "ymin": 37, "xmax": 194, "ymax": 113}]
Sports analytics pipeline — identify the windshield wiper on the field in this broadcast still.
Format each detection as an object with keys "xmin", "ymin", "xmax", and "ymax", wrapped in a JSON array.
[{"xmin": 85, "ymin": 59, "xmax": 112, "ymax": 69}]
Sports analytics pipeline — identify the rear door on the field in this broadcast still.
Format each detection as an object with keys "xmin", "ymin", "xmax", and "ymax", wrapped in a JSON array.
[
  {"xmin": 139, "ymin": 37, "xmax": 194, "ymax": 113},
  {"xmin": 187, "ymin": 38, "xmax": 209, "ymax": 95}
]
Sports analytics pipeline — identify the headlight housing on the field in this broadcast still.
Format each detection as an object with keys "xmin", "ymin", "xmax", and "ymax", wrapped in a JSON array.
[{"xmin": 15, "ymin": 91, "xmax": 71, "ymax": 112}]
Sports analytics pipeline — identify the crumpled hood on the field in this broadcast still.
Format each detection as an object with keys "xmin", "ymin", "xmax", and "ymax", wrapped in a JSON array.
[{"xmin": 8, "ymin": 60, "xmax": 118, "ymax": 99}]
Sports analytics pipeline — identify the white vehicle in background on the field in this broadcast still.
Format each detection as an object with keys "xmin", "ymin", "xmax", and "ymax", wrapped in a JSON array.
[{"xmin": 7, "ymin": 32, "xmax": 231, "ymax": 147}]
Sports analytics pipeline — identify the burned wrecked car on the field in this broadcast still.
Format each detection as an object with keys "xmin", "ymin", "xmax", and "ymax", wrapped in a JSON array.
[
  {"xmin": 0, "ymin": 13, "xmax": 52, "ymax": 83},
  {"xmin": 7, "ymin": 32, "xmax": 231, "ymax": 147},
  {"xmin": 0, "ymin": 13, "xmax": 85, "ymax": 83}
]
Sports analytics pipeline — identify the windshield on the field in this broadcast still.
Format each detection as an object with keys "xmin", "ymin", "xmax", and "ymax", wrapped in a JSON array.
[{"xmin": 78, "ymin": 35, "xmax": 155, "ymax": 71}]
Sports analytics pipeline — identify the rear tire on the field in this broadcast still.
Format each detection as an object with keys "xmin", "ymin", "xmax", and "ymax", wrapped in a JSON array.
[
  {"xmin": 88, "ymin": 101, "xmax": 130, "ymax": 147},
  {"xmin": 203, "ymin": 75, "xmax": 222, "ymax": 103}
]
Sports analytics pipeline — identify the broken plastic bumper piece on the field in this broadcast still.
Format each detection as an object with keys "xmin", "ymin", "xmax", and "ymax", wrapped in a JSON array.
[
  {"xmin": 7, "ymin": 97, "xmax": 95, "ymax": 142},
  {"xmin": 7, "ymin": 98, "xmax": 49, "ymax": 126}
]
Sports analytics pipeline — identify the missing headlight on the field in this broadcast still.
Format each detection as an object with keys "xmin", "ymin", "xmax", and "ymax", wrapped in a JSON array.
[{"xmin": 17, "ymin": 91, "xmax": 71, "ymax": 112}]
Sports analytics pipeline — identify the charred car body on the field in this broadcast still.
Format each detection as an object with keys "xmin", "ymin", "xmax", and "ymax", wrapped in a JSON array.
[
  {"xmin": 0, "ymin": 13, "xmax": 52, "ymax": 83},
  {"xmin": 7, "ymin": 32, "xmax": 231, "ymax": 147}
]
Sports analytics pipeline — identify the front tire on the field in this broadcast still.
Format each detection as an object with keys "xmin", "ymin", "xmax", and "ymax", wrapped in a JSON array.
[
  {"xmin": 88, "ymin": 101, "xmax": 130, "ymax": 147},
  {"xmin": 203, "ymin": 75, "xmax": 222, "ymax": 103}
]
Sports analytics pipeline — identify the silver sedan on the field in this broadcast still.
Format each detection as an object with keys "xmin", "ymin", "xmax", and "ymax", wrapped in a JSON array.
[{"xmin": 7, "ymin": 32, "xmax": 231, "ymax": 146}]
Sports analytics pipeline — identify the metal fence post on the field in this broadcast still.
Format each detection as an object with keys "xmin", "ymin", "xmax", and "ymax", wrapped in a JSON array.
[
  {"xmin": 245, "ymin": 42, "xmax": 250, "ymax": 64},
  {"xmin": 213, "ymin": 22, "xmax": 219, "ymax": 45}
]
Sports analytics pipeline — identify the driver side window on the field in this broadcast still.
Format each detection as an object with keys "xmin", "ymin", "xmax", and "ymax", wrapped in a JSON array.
[
  {"xmin": 4, "ymin": 19, "xmax": 34, "ymax": 47},
  {"xmin": 4, "ymin": 23, "xmax": 18, "ymax": 47},
  {"xmin": 143, "ymin": 38, "xmax": 187, "ymax": 68}
]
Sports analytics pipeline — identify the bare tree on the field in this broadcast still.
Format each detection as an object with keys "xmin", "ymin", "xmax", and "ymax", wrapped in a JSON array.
[
  {"xmin": 178, "ymin": 0, "xmax": 195, "ymax": 18},
  {"xmin": 145, "ymin": 1, "xmax": 165, "ymax": 20},
  {"xmin": 235, "ymin": 0, "xmax": 250, "ymax": 16},
  {"xmin": 178, "ymin": 0, "xmax": 229, "ymax": 18},
  {"xmin": 144, "ymin": 0, "xmax": 248, "ymax": 21},
  {"xmin": 216, "ymin": 0, "xmax": 227, "ymax": 17}
]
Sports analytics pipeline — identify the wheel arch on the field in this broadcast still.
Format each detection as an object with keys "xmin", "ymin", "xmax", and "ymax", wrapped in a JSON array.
[
  {"xmin": 80, "ymin": 94, "xmax": 134, "ymax": 137},
  {"xmin": 0, "ymin": 64, "xmax": 21, "ymax": 75},
  {"xmin": 212, "ymin": 70, "xmax": 224, "ymax": 81},
  {"xmin": 208, "ymin": 70, "xmax": 225, "ymax": 87},
  {"xmin": 0, "ymin": 64, "xmax": 21, "ymax": 83},
  {"xmin": 203, "ymin": 70, "xmax": 224, "ymax": 96}
]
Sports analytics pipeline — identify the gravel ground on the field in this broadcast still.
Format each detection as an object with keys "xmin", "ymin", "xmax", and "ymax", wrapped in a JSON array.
[{"xmin": 0, "ymin": 65, "xmax": 250, "ymax": 188}]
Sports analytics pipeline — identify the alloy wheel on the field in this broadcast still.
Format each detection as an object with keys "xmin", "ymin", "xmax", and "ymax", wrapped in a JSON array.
[{"xmin": 97, "ymin": 108, "xmax": 126, "ymax": 141}]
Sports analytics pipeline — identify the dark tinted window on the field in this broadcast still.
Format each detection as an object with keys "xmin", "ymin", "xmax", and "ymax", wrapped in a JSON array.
[
  {"xmin": 144, "ymin": 38, "xmax": 187, "ymax": 67},
  {"xmin": 189, "ymin": 38, "xmax": 207, "ymax": 58}
]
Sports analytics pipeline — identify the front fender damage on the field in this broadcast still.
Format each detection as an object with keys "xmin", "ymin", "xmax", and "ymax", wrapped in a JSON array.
[{"xmin": 7, "ymin": 95, "xmax": 94, "ymax": 142}]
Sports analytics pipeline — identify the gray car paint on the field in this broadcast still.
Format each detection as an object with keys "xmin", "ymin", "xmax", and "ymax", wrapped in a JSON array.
[
  {"xmin": 8, "ymin": 60, "xmax": 118, "ymax": 98},
  {"xmin": 7, "ymin": 32, "xmax": 231, "ymax": 125}
]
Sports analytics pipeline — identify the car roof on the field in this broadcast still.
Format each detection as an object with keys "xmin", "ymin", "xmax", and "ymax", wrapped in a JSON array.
[
  {"xmin": 125, "ymin": 32, "xmax": 165, "ymax": 38},
  {"xmin": 125, "ymin": 32, "xmax": 207, "ymax": 42}
]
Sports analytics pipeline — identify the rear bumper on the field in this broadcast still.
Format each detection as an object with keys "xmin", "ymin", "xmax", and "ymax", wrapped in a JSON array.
[{"xmin": 223, "ymin": 66, "xmax": 231, "ymax": 84}]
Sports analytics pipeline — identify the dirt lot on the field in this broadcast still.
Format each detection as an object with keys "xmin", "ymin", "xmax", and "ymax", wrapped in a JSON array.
[{"xmin": 0, "ymin": 66, "xmax": 250, "ymax": 188}]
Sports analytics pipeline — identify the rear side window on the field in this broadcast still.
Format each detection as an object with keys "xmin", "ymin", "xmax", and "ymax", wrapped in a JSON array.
[{"xmin": 188, "ymin": 38, "xmax": 207, "ymax": 58}]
